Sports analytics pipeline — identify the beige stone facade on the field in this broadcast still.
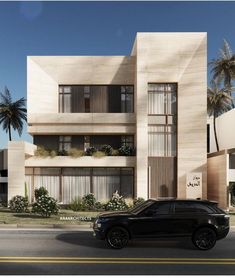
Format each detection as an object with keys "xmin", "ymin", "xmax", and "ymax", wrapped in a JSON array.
[{"xmin": 7, "ymin": 32, "xmax": 207, "ymax": 203}]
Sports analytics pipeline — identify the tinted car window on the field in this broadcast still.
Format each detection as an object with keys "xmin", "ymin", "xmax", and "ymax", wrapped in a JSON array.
[
  {"xmin": 144, "ymin": 202, "xmax": 171, "ymax": 216},
  {"xmin": 174, "ymin": 202, "xmax": 214, "ymax": 214}
]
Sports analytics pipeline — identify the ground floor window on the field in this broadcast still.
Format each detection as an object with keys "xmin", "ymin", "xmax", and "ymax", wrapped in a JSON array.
[{"xmin": 25, "ymin": 167, "xmax": 134, "ymax": 204}]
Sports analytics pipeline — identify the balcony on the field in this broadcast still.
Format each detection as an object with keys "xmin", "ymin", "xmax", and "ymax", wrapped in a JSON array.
[
  {"xmin": 28, "ymin": 113, "xmax": 136, "ymax": 134},
  {"xmin": 25, "ymin": 156, "xmax": 136, "ymax": 168}
]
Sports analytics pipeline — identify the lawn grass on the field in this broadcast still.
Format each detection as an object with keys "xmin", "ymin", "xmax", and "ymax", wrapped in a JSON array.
[
  {"xmin": 0, "ymin": 207, "xmax": 235, "ymax": 226},
  {"xmin": 0, "ymin": 208, "xmax": 100, "ymax": 225}
]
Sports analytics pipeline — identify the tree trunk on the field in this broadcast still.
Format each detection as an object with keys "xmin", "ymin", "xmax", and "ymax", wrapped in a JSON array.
[
  {"xmin": 8, "ymin": 124, "xmax": 12, "ymax": 141},
  {"xmin": 213, "ymin": 113, "xmax": 219, "ymax": 151}
]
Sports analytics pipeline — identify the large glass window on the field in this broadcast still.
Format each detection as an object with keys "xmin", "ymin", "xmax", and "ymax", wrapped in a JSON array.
[
  {"xmin": 34, "ymin": 135, "xmax": 134, "ymax": 152},
  {"xmin": 59, "ymin": 85, "xmax": 134, "ymax": 113},
  {"xmin": 25, "ymin": 167, "xmax": 134, "ymax": 204},
  {"xmin": 148, "ymin": 83, "xmax": 177, "ymax": 157}
]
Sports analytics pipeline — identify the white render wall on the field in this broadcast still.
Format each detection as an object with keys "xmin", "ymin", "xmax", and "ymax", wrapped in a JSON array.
[{"xmin": 208, "ymin": 109, "xmax": 235, "ymax": 153}]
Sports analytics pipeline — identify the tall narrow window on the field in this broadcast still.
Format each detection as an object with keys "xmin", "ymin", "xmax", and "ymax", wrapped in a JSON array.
[
  {"xmin": 84, "ymin": 86, "xmax": 90, "ymax": 113},
  {"xmin": 59, "ymin": 86, "xmax": 72, "ymax": 113},
  {"xmin": 121, "ymin": 86, "xmax": 134, "ymax": 112},
  {"xmin": 148, "ymin": 83, "xmax": 177, "ymax": 157},
  {"xmin": 84, "ymin": 136, "xmax": 90, "ymax": 151},
  {"xmin": 121, "ymin": 135, "xmax": 134, "ymax": 148}
]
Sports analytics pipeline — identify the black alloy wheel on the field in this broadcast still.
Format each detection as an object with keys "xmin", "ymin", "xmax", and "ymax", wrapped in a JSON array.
[
  {"xmin": 192, "ymin": 227, "xmax": 217, "ymax": 250},
  {"xmin": 106, "ymin": 226, "xmax": 129, "ymax": 249}
]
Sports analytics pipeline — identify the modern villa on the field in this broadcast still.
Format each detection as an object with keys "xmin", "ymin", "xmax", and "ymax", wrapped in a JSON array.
[{"xmin": 1, "ymin": 32, "xmax": 208, "ymax": 206}]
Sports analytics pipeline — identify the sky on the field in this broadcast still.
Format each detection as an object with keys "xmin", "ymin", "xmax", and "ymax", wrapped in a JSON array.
[{"xmin": 0, "ymin": 1, "xmax": 235, "ymax": 149}]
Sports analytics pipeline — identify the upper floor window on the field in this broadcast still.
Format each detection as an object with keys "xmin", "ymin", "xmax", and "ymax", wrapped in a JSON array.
[
  {"xmin": 59, "ymin": 85, "xmax": 134, "ymax": 113},
  {"xmin": 59, "ymin": 136, "xmax": 71, "ymax": 151},
  {"xmin": 59, "ymin": 86, "xmax": 72, "ymax": 113},
  {"xmin": 148, "ymin": 83, "xmax": 177, "ymax": 157}
]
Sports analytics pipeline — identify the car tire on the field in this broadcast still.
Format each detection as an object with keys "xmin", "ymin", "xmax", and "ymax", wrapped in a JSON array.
[
  {"xmin": 192, "ymin": 227, "xmax": 217, "ymax": 250},
  {"xmin": 106, "ymin": 226, "xmax": 129, "ymax": 249}
]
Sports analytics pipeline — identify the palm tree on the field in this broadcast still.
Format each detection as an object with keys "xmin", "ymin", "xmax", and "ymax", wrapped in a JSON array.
[
  {"xmin": 210, "ymin": 39, "xmax": 235, "ymax": 89},
  {"xmin": 0, "ymin": 87, "xmax": 27, "ymax": 141},
  {"xmin": 207, "ymin": 80, "xmax": 232, "ymax": 151}
]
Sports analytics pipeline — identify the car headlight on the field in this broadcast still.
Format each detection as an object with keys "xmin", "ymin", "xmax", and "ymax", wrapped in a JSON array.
[{"xmin": 94, "ymin": 218, "xmax": 109, "ymax": 228}]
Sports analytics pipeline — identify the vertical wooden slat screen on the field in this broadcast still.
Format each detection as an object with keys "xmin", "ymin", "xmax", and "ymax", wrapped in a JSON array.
[
  {"xmin": 72, "ymin": 86, "xmax": 85, "ymax": 112},
  {"xmin": 91, "ymin": 86, "xmax": 108, "ymax": 112},
  {"xmin": 148, "ymin": 157, "xmax": 177, "ymax": 198}
]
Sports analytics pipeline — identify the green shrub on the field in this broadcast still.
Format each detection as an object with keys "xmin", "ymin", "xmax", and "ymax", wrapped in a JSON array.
[
  {"xmin": 9, "ymin": 195, "xmax": 29, "ymax": 213},
  {"xmin": 133, "ymin": 197, "xmax": 145, "ymax": 207},
  {"xmin": 34, "ymin": 146, "xmax": 50, "ymax": 157},
  {"xmin": 34, "ymin": 187, "xmax": 49, "ymax": 200},
  {"xmin": 92, "ymin": 151, "xmax": 106, "ymax": 158},
  {"xmin": 81, "ymin": 193, "xmax": 96, "ymax": 210},
  {"xmin": 95, "ymin": 201, "xmax": 105, "ymax": 210},
  {"xmin": 85, "ymin": 147, "xmax": 97, "ymax": 156},
  {"xmin": 49, "ymin": 150, "xmax": 57, "ymax": 158},
  {"xmin": 69, "ymin": 197, "xmax": 82, "ymax": 211},
  {"xmin": 100, "ymin": 145, "xmax": 113, "ymax": 156},
  {"xmin": 105, "ymin": 191, "xmax": 128, "ymax": 211},
  {"xmin": 32, "ymin": 195, "xmax": 59, "ymax": 217},
  {"xmin": 68, "ymin": 148, "xmax": 84, "ymax": 158},
  {"xmin": 118, "ymin": 145, "xmax": 135, "ymax": 156}
]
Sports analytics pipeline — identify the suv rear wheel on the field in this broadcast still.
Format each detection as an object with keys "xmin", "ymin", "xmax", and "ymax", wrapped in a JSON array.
[
  {"xmin": 192, "ymin": 227, "xmax": 217, "ymax": 250},
  {"xmin": 106, "ymin": 226, "xmax": 129, "ymax": 249}
]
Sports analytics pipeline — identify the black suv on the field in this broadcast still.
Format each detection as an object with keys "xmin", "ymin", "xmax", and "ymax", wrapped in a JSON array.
[{"xmin": 93, "ymin": 199, "xmax": 230, "ymax": 250}]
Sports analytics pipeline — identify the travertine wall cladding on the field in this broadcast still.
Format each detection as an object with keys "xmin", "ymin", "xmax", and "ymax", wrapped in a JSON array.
[
  {"xmin": 8, "ymin": 141, "xmax": 36, "ymax": 201},
  {"xmin": 26, "ymin": 33, "xmax": 207, "ymax": 200},
  {"xmin": 133, "ymin": 33, "xmax": 207, "ymax": 199}
]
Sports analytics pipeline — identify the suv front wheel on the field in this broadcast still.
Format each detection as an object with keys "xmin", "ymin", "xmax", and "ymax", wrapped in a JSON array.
[
  {"xmin": 106, "ymin": 226, "xmax": 129, "ymax": 249},
  {"xmin": 192, "ymin": 227, "xmax": 217, "ymax": 250}
]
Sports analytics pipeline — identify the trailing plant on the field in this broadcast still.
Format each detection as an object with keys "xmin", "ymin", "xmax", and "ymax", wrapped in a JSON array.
[
  {"xmin": 92, "ymin": 151, "xmax": 106, "ymax": 158},
  {"xmin": 100, "ymin": 145, "xmax": 113, "ymax": 156},
  {"xmin": 34, "ymin": 186, "xmax": 49, "ymax": 200},
  {"xmin": 118, "ymin": 145, "xmax": 135, "ymax": 156},
  {"xmin": 85, "ymin": 147, "xmax": 97, "ymax": 156},
  {"xmin": 105, "ymin": 191, "xmax": 128, "ymax": 211},
  {"xmin": 68, "ymin": 148, "xmax": 84, "ymax": 158},
  {"xmin": 34, "ymin": 146, "xmax": 50, "ymax": 157},
  {"xmin": 9, "ymin": 195, "xmax": 29, "ymax": 213},
  {"xmin": 32, "ymin": 195, "xmax": 59, "ymax": 217}
]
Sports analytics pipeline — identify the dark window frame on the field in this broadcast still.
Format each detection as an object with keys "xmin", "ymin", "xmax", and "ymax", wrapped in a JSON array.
[
  {"xmin": 59, "ymin": 85, "xmax": 134, "ymax": 113},
  {"xmin": 148, "ymin": 83, "xmax": 177, "ymax": 158}
]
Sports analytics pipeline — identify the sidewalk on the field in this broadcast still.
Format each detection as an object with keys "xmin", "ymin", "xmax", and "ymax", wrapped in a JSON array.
[{"xmin": 0, "ymin": 223, "xmax": 93, "ymax": 231}]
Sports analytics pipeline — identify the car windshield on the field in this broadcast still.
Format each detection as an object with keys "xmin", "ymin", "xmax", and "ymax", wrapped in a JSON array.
[{"xmin": 128, "ymin": 200, "xmax": 156, "ymax": 214}]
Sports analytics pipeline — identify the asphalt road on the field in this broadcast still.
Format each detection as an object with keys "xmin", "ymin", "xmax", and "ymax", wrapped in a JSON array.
[{"xmin": 0, "ymin": 228, "xmax": 235, "ymax": 275}]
